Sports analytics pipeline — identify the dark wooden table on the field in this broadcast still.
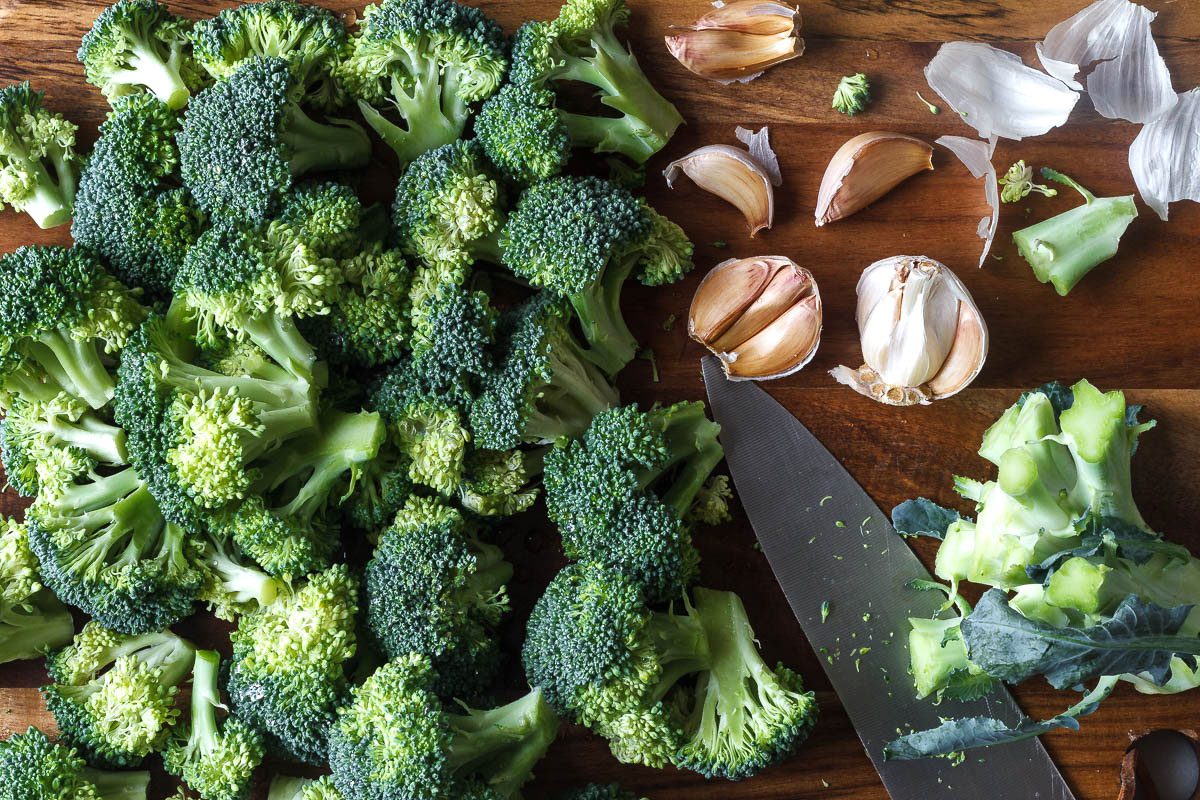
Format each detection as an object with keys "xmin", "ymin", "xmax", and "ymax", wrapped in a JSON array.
[{"xmin": 1, "ymin": 0, "xmax": 1198, "ymax": 797}]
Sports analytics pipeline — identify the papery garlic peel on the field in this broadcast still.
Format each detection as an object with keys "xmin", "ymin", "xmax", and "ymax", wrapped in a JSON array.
[
  {"xmin": 815, "ymin": 132, "xmax": 934, "ymax": 226},
  {"xmin": 666, "ymin": 145, "xmax": 774, "ymax": 235},
  {"xmin": 666, "ymin": 1, "xmax": 804, "ymax": 83}
]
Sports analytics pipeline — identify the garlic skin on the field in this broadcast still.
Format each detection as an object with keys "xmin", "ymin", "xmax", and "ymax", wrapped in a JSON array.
[
  {"xmin": 815, "ymin": 132, "xmax": 934, "ymax": 227},
  {"xmin": 665, "ymin": 145, "xmax": 774, "ymax": 236},
  {"xmin": 831, "ymin": 256, "xmax": 987, "ymax": 405},
  {"xmin": 666, "ymin": 1, "xmax": 803, "ymax": 84},
  {"xmin": 689, "ymin": 256, "xmax": 821, "ymax": 381}
]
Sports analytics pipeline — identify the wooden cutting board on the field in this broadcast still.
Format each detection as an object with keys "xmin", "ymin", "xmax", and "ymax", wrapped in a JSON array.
[{"xmin": 1, "ymin": 0, "xmax": 1198, "ymax": 797}]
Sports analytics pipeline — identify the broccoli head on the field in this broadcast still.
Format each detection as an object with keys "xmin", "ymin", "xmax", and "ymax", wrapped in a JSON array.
[
  {"xmin": 0, "ymin": 517, "xmax": 74, "ymax": 665},
  {"xmin": 337, "ymin": 0, "xmax": 507, "ymax": 164},
  {"xmin": 77, "ymin": 0, "xmax": 200, "ymax": 110},
  {"xmin": 268, "ymin": 775, "xmax": 343, "ymax": 800},
  {"xmin": 364, "ymin": 496, "xmax": 512, "ymax": 699},
  {"xmin": 0, "ymin": 727, "xmax": 151, "ymax": 800},
  {"xmin": 409, "ymin": 284, "xmax": 498, "ymax": 401},
  {"xmin": 178, "ymin": 56, "xmax": 371, "ymax": 222},
  {"xmin": 328, "ymin": 653, "xmax": 559, "ymax": 800},
  {"xmin": 42, "ymin": 622, "xmax": 195, "ymax": 767},
  {"xmin": 0, "ymin": 82, "xmax": 80, "ymax": 228}
]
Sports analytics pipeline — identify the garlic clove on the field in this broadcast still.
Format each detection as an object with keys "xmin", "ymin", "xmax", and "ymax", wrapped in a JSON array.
[
  {"xmin": 665, "ymin": 28, "xmax": 802, "ymax": 83},
  {"xmin": 815, "ymin": 132, "xmax": 934, "ymax": 227},
  {"xmin": 686, "ymin": 0, "xmax": 801, "ymax": 36},
  {"xmin": 665, "ymin": 145, "xmax": 774, "ymax": 236},
  {"xmin": 926, "ymin": 298, "xmax": 987, "ymax": 400},
  {"xmin": 689, "ymin": 256, "xmax": 822, "ymax": 381}
]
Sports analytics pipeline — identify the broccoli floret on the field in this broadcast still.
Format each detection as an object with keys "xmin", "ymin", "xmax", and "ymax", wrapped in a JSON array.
[
  {"xmin": 0, "ymin": 727, "xmax": 151, "ymax": 800},
  {"xmin": 410, "ymin": 285, "xmax": 498, "ymax": 401},
  {"xmin": 190, "ymin": 0, "xmax": 349, "ymax": 111},
  {"xmin": 268, "ymin": 775, "xmax": 343, "ymax": 800},
  {"xmin": 687, "ymin": 474, "xmax": 734, "ymax": 526},
  {"xmin": 0, "ymin": 518, "xmax": 74, "ymax": 665},
  {"xmin": 328, "ymin": 653, "xmax": 559, "ymax": 799},
  {"xmin": 178, "ymin": 56, "xmax": 370, "ymax": 222},
  {"xmin": 544, "ymin": 402, "xmax": 724, "ymax": 602},
  {"xmin": 458, "ymin": 448, "xmax": 540, "ymax": 518},
  {"xmin": 337, "ymin": 0, "xmax": 507, "ymax": 164},
  {"xmin": 524, "ymin": 563, "xmax": 817, "ymax": 778},
  {"xmin": 194, "ymin": 532, "xmax": 284, "ymax": 622},
  {"xmin": 0, "ymin": 83, "xmax": 80, "ymax": 228},
  {"xmin": 227, "ymin": 565, "xmax": 359, "ymax": 765},
  {"xmin": 163, "ymin": 649, "xmax": 264, "ymax": 800},
  {"xmin": 832, "ymin": 73, "xmax": 871, "ymax": 116},
  {"xmin": 0, "ymin": 245, "xmax": 145, "ymax": 411},
  {"xmin": 71, "ymin": 94, "xmax": 203, "ymax": 296},
  {"xmin": 392, "ymin": 139, "xmax": 506, "ymax": 274},
  {"xmin": 77, "ymin": 0, "xmax": 200, "ymax": 110},
  {"xmin": 42, "ymin": 622, "xmax": 195, "ymax": 767},
  {"xmin": 339, "ymin": 437, "xmax": 415, "ymax": 534},
  {"xmin": 470, "ymin": 293, "xmax": 618, "ymax": 451},
  {"xmin": 556, "ymin": 785, "xmax": 645, "ymax": 800},
  {"xmin": 364, "ymin": 496, "xmax": 512, "ymax": 699},
  {"xmin": 501, "ymin": 176, "xmax": 692, "ymax": 376},
  {"xmin": 475, "ymin": 84, "xmax": 570, "ymax": 185}
]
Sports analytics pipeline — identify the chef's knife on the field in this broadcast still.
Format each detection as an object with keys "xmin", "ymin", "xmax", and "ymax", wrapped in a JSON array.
[{"xmin": 702, "ymin": 357, "xmax": 1076, "ymax": 800}]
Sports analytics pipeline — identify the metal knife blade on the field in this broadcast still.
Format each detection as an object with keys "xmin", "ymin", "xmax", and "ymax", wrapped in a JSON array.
[{"xmin": 702, "ymin": 357, "xmax": 1075, "ymax": 800}]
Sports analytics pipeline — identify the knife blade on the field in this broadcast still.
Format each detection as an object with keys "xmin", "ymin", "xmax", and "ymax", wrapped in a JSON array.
[{"xmin": 702, "ymin": 357, "xmax": 1075, "ymax": 800}]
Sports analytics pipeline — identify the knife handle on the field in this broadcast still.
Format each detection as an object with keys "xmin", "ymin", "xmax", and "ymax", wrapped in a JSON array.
[{"xmin": 1118, "ymin": 729, "xmax": 1200, "ymax": 800}]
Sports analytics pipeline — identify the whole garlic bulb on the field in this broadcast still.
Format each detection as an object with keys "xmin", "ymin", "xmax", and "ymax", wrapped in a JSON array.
[{"xmin": 831, "ymin": 255, "xmax": 987, "ymax": 405}]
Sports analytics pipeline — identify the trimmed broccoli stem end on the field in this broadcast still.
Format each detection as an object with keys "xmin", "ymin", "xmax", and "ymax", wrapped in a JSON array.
[
  {"xmin": 446, "ymin": 687, "xmax": 560, "ymax": 797},
  {"xmin": 0, "ymin": 593, "xmax": 75, "ymax": 664},
  {"xmin": 283, "ymin": 105, "xmax": 372, "ymax": 177},
  {"xmin": 18, "ymin": 163, "xmax": 73, "ymax": 228},
  {"xmin": 81, "ymin": 766, "xmax": 152, "ymax": 800},
  {"xmin": 34, "ymin": 329, "xmax": 116, "ymax": 410},
  {"xmin": 204, "ymin": 537, "xmax": 281, "ymax": 607}
]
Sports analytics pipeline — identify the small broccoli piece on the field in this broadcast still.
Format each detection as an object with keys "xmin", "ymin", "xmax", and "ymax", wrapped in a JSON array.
[
  {"xmin": 42, "ymin": 622, "xmax": 195, "ymax": 767},
  {"xmin": 524, "ymin": 563, "xmax": 817, "ymax": 778},
  {"xmin": 0, "ymin": 245, "xmax": 145, "ymax": 412},
  {"xmin": 458, "ymin": 448, "xmax": 540, "ymax": 518},
  {"xmin": 328, "ymin": 653, "xmax": 559, "ymax": 799},
  {"xmin": 0, "ymin": 727, "xmax": 151, "ymax": 800},
  {"xmin": 339, "ymin": 437, "xmax": 415, "ymax": 534},
  {"xmin": 268, "ymin": 775, "xmax": 343, "ymax": 800},
  {"xmin": 470, "ymin": 293, "xmax": 618, "ymax": 451},
  {"xmin": 190, "ymin": 0, "xmax": 349, "ymax": 111},
  {"xmin": 0, "ymin": 83, "xmax": 80, "ymax": 228},
  {"xmin": 163, "ymin": 650, "xmax": 264, "ymax": 800},
  {"xmin": 227, "ymin": 565, "xmax": 359, "ymax": 765},
  {"xmin": 475, "ymin": 84, "xmax": 570, "ymax": 185},
  {"xmin": 337, "ymin": 0, "xmax": 507, "ymax": 164},
  {"xmin": 77, "ymin": 0, "xmax": 200, "ymax": 110},
  {"xmin": 0, "ymin": 518, "xmax": 74, "ymax": 665},
  {"xmin": 195, "ymin": 532, "xmax": 284, "ymax": 622},
  {"xmin": 544, "ymin": 402, "xmax": 724, "ymax": 603},
  {"xmin": 410, "ymin": 284, "xmax": 498, "ymax": 401},
  {"xmin": 998, "ymin": 160, "xmax": 1058, "ymax": 204},
  {"xmin": 364, "ymin": 496, "xmax": 512, "ymax": 699},
  {"xmin": 178, "ymin": 56, "xmax": 370, "ymax": 222},
  {"xmin": 832, "ymin": 73, "xmax": 871, "ymax": 116},
  {"xmin": 687, "ymin": 475, "xmax": 734, "ymax": 526},
  {"xmin": 556, "ymin": 785, "xmax": 646, "ymax": 800},
  {"xmin": 501, "ymin": 176, "xmax": 692, "ymax": 376}
]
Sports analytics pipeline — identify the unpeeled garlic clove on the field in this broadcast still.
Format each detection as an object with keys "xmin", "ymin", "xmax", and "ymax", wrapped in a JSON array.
[
  {"xmin": 815, "ymin": 132, "xmax": 934, "ymax": 226},
  {"xmin": 665, "ymin": 145, "xmax": 774, "ymax": 236},
  {"xmin": 689, "ymin": 256, "xmax": 822, "ymax": 381},
  {"xmin": 666, "ymin": 1, "xmax": 803, "ymax": 84},
  {"xmin": 830, "ymin": 255, "xmax": 987, "ymax": 405}
]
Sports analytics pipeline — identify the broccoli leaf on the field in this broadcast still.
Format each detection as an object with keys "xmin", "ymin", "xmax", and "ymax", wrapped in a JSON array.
[
  {"xmin": 1022, "ymin": 381, "xmax": 1073, "ymax": 418},
  {"xmin": 892, "ymin": 498, "xmax": 961, "ymax": 540},
  {"xmin": 1026, "ymin": 516, "xmax": 1190, "ymax": 583}
]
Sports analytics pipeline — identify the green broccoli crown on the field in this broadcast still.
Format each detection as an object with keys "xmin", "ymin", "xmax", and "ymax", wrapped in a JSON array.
[
  {"xmin": 0, "ymin": 82, "xmax": 80, "ymax": 228},
  {"xmin": 329, "ymin": 653, "xmax": 558, "ymax": 800},
  {"xmin": 475, "ymin": 82, "xmax": 570, "ymax": 184},
  {"xmin": 268, "ymin": 774, "xmax": 344, "ymax": 800},
  {"xmin": 163, "ymin": 649, "xmax": 264, "ymax": 800},
  {"xmin": 364, "ymin": 496, "xmax": 512, "ymax": 698},
  {"xmin": 338, "ymin": 0, "xmax": 507, "ymax": 164},
  {"xmin": 77, "ymin": 0, "xmax": 198, "ymax": 110},
  {"xmin": 469, "ymin": 293, "xmax": 618, "ymax": 451},
  {"xmin": 392, "ymin": 139, "xmax": 506, "ymax": 271},
  {"xmin": 636, "ymin": 201, "xmax": 694, "ymax": 287},
  {"xmin": 190, "ymin": 0, "xmax": 349, "ymax": 110},
  {"xmin": 0, "ymin": 517, "xmax": 75, "ymax": 665},
  {"xmin": 409, "ymin": 285, "xmax": 497, "ymax": 400},
  {"xmin": 93, "ymin": 93, "xmax": 181, "ymax": 187},
  {"xmin": 557, "ymin": 784, "xmax": 644, "ymax": 800},
  {"xmin": 178, "ymin": 56, "xmax": 370, "ymax": 222},
  {"xmin": 457, "ymin": 448, "xmax": 540, "ymax": 518},
  {"xmin": 42, "ymin": 622, "xmax": 195, "ymax": 768},
  {"xmin": 0, "ymin": 727, "xmax": 151, "ymax": 800}
]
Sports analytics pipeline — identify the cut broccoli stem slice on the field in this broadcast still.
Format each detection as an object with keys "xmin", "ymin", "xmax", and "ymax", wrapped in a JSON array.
[
  {"xmin": 281, "ymin": 105, "xmax": 372, "ymax": 176},
  {"xmin": 445, "ymin": 688, "xmax": 560, "ymax": 798}
]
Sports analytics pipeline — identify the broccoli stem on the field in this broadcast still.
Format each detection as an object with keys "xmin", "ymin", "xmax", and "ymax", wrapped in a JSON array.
[
  {"xmin": 359, "ymin": 62, "xmax": 464, "ymax": 165},
  {"xmin": 524, "ymin": 335, "xmax": 619, "ymax": 443},
  {"xmin": 282, "ymin": 104, "xmax": 372, "ymax": 177},
  {"xmin": 124, "ymin": 42, "xmax": 190, "ymax": 109},
  {"xmin": 41, "ymin": 412, "xmax": 128, "ymax": 465},
  {"xmin": 644, "ymin": 606, "xmax": 711, "ymax": 701},
  {"xmin": 31, "ymin": 329, "xmax": 115, "ymax": 409},
  {"xmin": 239, "ymin": 312, "xmax": 320, "ymax": 384},
  {"xmin": 445, "ymin": 687, "xmax": 560, "ymax": 797},
  {"xmin": 572, "ymin": 252, "xmax": 639, "ymax": 377},
  {"xmin": 559, "ymin": 109, "xmax": 661, "ymax": 164},
  {"xmin": 0, "ymin": 593, "xmax": 75, "ymax": 664},
  {"xmin": 202, "ymin": 534, "xmax": 281, "ymax": 607},
  {"xmin": 638, "ymin": 404, "xmax": 724, "ymax": 516},
  {"xmin": 15, "ymin": 159, "xmax": 72, "ymax": 228},
  {"xmin": 80, "ymin": 766, "xmax": 152, "ymax": 800},
  {"xmin": 187, "ymin": 649, "xmax": 223, "ymax": 758}
]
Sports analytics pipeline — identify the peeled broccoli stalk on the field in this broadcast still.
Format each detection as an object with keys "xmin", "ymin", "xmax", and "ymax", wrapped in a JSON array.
[
  {"xmin": 445, "ymin": 688, "xmax": 560, "ymax": 797},
  {"xmin": 1013, "ymin": 169, "xmax": 1137, "ymax": 296}
]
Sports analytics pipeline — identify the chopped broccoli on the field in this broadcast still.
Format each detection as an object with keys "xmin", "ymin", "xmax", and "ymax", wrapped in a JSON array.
[
  {"xmin": 42, "ymin": 622, "xmax": 195, "ymax": 767},
  {"xmin": 364, "ymin": 496, "xmax": 512, "ymax": 699},
  {"xmin": 0, "ymin": 82, "xmax": 80, "ymax": 228},
  {"xmin": 268, "ymin": 775, "xmax": 343, "ymax": 800},
  {"xmin": 328, "ymin": 653, "xmax": 559, "ymax": 799},
  {"xmin": 178, "ymin": 56, "xmax": 371, "ymax": 222},
  {"xmin": 163, "ymin": 649, "xmax": 264, "ymax": 800},
  {"xmin": 543, "ymin": 402, "xmax": 725, "ymax": 603},
  {"xmin": 77, "ymin": 0, "xmax": 200, "ymax": 110},
  {"xmin": 0, "ymin": 727, "xmax": 150, "ymax": 800},
  {"xmin": 337, "ymin": 0, "xmax": 508, "ymax": 164},
  {"xmin": 524, "ymin": 563, "xmax": 817, "ymax": 778},
  {"xmin": 0, "ymin": 518, "xmax": 74, "ymax": 665},
  {"xmin": 832, "ymin": 73, "xmax": 871, "ymax": 116},
  {"xmin": 409, "ymin": 283, "xmax": 498, "ymax": 401}
]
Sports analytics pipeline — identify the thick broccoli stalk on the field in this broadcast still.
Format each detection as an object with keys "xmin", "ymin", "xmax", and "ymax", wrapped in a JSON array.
[
  {"xmin": 337, "ymin": 0, "xmax": 508, "ymax": 164},
  {"xmin": 77, "ymin": 0, "xmax": 199, "ymax": 110},
  {"xmin": 42, "ymin": 622, "xmax": 195, "ymax": 768},
  {"xmin": 1, "ymin": 393, "xmax": 127, "ymax": 497},
  {"xmin": 364, "ymin": 496, "xmax": 513, "ymax": 699},
  {"xmin": 328, "ymin": 653, "xmax": 559, "ymax": 799},
  {"xmin": 163, "ymin": 649, "xmax": 265, "ymax": 800},
  {"xmin": 0, "ymin": 518, "xmax": 74, "ymax": 665},
  {"xmin": 178, "ymin": 56, "xmax": 370, "ymax": 221},
  {"xmin": 0, "ymin": 728, "xmax": 151, "ymax": 800},
  {"xmin": 0, "ymin": 83, "xmax": 80, "ymax": 228}
]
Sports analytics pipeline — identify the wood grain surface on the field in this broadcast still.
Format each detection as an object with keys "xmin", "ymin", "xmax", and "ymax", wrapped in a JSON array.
[{"xmin": 1, "ymin": 0, "xmax": 1199, "ymax": 797}]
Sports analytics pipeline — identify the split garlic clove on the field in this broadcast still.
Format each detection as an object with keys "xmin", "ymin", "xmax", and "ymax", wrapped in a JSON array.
[
  {"xmin": 831, "ymin": 255, "xmax": 987, "ymax": 405},
  {"xmin": 666, "ymin": 1, "xmax": 803, "ymax": 83},
  {"xmin": 815, "ymin": 132, "xmax": 934, "ymax": 226},
  {"xmin": 665, "ymin": 145, "xmax": 774, "ymax": 236},
  {"xmin": 689, "ymin": 256, "xmax": 822, "ymax": 381}
]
